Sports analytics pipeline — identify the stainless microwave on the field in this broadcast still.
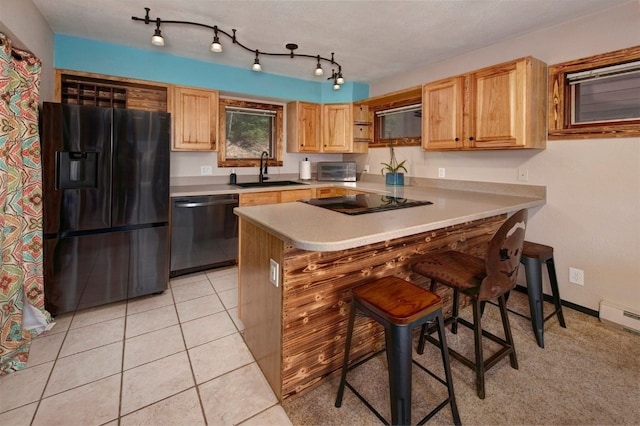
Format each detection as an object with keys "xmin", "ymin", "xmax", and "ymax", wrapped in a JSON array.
[{"xmin": 317, "ymin": 162, "xmax": 357, "ymax": 182}]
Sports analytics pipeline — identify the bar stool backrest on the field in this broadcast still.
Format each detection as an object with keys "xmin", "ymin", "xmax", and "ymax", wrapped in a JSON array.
[{"xmin": 480, "ymin": 209, "xmax": 528, "ymax": 300}]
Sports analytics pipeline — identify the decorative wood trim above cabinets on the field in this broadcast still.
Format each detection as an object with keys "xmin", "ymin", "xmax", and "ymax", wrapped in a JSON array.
[{"xmin": 55, "ymin": 69, "xmax": 168, "ymax": 112}]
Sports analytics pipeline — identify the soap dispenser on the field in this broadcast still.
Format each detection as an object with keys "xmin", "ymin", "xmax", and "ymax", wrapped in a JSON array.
[{"xmin": 229, "ymin": 169, "xmax": 237, "ymax": 184}]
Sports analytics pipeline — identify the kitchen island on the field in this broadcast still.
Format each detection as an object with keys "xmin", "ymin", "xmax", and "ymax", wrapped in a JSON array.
[{"xmin": 233, "ymin": 179, "xmax": 544, "ymax": 402}]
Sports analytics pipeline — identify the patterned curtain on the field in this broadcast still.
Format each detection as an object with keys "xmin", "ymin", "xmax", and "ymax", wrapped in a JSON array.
[{"xmin": 0, "ymin": 33, "xmax": 51, "ymax": 375}]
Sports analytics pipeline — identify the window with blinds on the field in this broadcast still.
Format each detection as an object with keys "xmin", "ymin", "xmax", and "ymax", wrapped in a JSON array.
[
  {"xmin": 547, "ymin": 46, "xmax": 640, "ymax": 139},
  {"xmin": 568, "ymin": 61, "xmax": 640, "ymax": 125},
  {"xmin": 375, "ymin": 103, "xmax": 422, "ymax": 146}
]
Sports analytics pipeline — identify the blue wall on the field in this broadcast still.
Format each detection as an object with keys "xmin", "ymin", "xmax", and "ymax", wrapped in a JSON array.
[{"xmin": 54, "ymin": 35, "xmax": 369, "ymax": 103}]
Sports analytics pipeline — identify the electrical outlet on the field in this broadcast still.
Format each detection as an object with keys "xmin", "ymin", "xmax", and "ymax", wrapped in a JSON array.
[
  {"xmin": 200, "ymin": 165, "xmax": 213, "ymax": 175},
  {"xmin": 569, "ymin": 267, "xmax": 584, "ymax": 285},
  {"xmin": 438, "ymin": 168, "xmax": 446, "ymax": 178},
  {"xmin": 269, "ymin": 258, "xmax": 280, "ymax": 287},
  {"xmin": 363, "ymin": 164, "xmax": 370, "ymax": 173},
  {"xmin": 518, "ymin": 168, "xmax": 529, "ymax": 182}
]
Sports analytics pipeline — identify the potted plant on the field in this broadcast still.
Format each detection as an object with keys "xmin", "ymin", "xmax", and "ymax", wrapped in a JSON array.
[{"xmin": 381, "ymin": 141, "xmax": 407, "ymax": 186}]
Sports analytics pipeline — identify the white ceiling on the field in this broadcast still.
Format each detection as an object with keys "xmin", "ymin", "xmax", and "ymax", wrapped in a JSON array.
[{"xmin": 32, "ymin": 0, "xmax": 629, "ymax": 84}]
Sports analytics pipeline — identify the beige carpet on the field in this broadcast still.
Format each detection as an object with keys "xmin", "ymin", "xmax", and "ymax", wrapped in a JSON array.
[{"xmin": 282, "ymin": 291, "xmax": 640, "ymax": 425}]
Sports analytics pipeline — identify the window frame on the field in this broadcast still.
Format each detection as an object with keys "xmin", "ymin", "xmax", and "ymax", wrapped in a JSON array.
[
  {"xmin": 548, "ymin": 45, "xmax": 640, "ymax": 140},
  {"xmin": 218, "ymin": 98, "xmax": 284, "ymax": 168},
  {"xmin": 364, "ymin": 86, "xmax": 422, "ymax": 148}
]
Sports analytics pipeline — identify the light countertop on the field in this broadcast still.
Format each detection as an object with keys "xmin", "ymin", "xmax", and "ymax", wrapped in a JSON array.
[{"xmin": 215, "ymin": 177, "xmax": 546, "ymax": 252}]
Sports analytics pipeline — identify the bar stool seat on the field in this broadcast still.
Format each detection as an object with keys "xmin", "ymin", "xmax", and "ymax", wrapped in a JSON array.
[
  {"xmin": 516, "ymin": 241, "xmax": 567, "ymax": 348},
  {"xmin": 335, "ymin": 276, "xmax": 461, "ymax": 425}
]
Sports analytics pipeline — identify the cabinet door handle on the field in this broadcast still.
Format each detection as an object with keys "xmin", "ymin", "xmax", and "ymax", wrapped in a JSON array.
[
  {"xmin": 469, "ymin": 136, "xmax": 474, "ymax": 141},
  {"xmin": 454, "ymin": 137, "xmax": 459, "ymax": 142}
]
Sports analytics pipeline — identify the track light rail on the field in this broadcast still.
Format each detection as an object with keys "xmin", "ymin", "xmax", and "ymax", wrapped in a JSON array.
[{"xmin": 131, "ymin": 7, "xmax": 345, "ymax": 88}]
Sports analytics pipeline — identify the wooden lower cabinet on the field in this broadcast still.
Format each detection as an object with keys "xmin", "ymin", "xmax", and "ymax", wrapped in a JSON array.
[
  {"xmin": 279, "ymin": 188, "xmax": 315, "ymax": 203},
  {"xmin": 239, "ymin": 186, "xmax": 360, "ymax": 206},
  {"xmin": 316, "ymin": 187, "xmax": 365, "ymax": 198},
  {"xmin": 239, "ymin": 191, "xmax": 281, "ymax": 206},
  {"xmin": 239, "ymin": 188, "xmax": 314, "ymax": 206},
  {"xmin": 315, "ymin": 187, "xmax": 345, "ymax": 198},
  {"xmin": 238, "ymin": 213, "xmax": 506, "ymax": 401}
]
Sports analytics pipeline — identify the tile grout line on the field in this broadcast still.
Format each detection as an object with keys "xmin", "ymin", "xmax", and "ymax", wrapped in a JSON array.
[
  {"xmin": 29, "ymin": 309, "xmax": 76, "ymax": 425},
  {"xmin": 170, "ymin": 275, "xmax": 210, "ymax": 425},
  {"xmin": 116, "ymin": 292, "xmax": 132, "ymax": 426}
]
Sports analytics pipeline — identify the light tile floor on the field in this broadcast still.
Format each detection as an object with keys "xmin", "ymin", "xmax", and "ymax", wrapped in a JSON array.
[{"xmin": 0, "ymin": 266, "xmax": 293, "ymax": 426}]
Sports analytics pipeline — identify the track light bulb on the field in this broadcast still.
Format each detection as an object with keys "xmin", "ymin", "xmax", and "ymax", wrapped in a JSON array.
[
  {"xmin": 151, "ymin": 30, "xmax": 164, "ymax": 46},
  {"xmin": 333, "ymin": 81, "xmax": 341, "ymax": 90},
  {"xmin": 211, "ymin": 37, "xmax": 222, "ymax": 53},
  {"xmin": 336, "ymin": 74, "xmax": 345, "ymax": 85},
  {"xmin": 151, "ymin": 19, "xmax": 164, "ymax": 46},
  {"xmin": 314, "ymin": 56, "xmax": 323, "ymax": 76},
  {"xmin": 252, "ymin": 51, "xmax": 262, "ymax": 71}
]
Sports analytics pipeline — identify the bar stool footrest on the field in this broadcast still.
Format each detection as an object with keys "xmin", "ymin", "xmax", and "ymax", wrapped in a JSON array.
[{"xmin": 338, "ymin": 350, "xmax": 457, "ymax": 426}]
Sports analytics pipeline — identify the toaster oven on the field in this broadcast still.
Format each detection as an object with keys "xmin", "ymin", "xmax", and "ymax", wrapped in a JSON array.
[{"xmin": 317, "ymin": 161, "xmax": 357, "ymax": 182}]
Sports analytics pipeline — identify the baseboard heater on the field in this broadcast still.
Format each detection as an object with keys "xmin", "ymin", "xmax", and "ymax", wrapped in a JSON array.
[{"xmin": 599, "ymin": 301, "xmax": 640, "ymax": 335}]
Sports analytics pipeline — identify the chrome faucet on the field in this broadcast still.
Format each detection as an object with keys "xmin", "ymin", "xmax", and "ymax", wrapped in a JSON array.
[{"xmin": 259, "ymin": 151, "xmax": 269, "ymax": 183}]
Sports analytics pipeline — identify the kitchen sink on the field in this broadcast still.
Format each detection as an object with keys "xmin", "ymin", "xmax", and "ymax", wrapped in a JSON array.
[{"xmin": 233, "ymin": 180, "xmax": 307, "ymax": 188}]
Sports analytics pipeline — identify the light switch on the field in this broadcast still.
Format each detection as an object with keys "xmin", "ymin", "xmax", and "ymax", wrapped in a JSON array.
[{"xmin": 269, "ymin": 258, "xmax": 280, "ymax": 287}]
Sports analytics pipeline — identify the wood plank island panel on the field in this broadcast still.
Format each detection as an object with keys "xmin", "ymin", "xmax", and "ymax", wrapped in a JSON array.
[{"xmin": 239, "ymin": 213, "xmax": 506, "ymax": 401}]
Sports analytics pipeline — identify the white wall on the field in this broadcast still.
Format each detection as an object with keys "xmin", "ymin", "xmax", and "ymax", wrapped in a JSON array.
[
  {"xmin": 355, "ymin": 1, "xmax": 640, "ymax": 312},
  {"xmin": 0, "ymin": 0, "xmax": 54, "ymax": 101}
]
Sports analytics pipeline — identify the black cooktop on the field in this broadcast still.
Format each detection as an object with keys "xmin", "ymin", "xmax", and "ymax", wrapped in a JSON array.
[{"xmin": 300, "ymin": 194, "xmax": 433, "ymax": 215}]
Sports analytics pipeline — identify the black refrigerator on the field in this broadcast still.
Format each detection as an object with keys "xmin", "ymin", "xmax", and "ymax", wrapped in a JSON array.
[{"xmin": 41, "ymin": 103, "xmax": 171, "ymax": 316}]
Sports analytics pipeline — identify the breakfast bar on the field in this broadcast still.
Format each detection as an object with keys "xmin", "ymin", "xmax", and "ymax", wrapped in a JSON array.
[{"xmin": 233, "ymin": 180, "xmax": 545, "ymax": 401}]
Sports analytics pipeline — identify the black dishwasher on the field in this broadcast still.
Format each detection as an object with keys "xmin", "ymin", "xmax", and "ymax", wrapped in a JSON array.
[{"xmin": 170, "ymin": 194, "xmax": 239, "ymax": 277}]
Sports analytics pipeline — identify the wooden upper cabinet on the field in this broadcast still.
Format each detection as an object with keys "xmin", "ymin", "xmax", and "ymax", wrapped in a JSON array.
[
  {"xmin": 422, "ymin": 56, "xmax": 547, "ymax": 151},
  {"xmin": 286, "ymin": 102, "xmax": 322, "ymax": 153},
  {"xmin": 170, "ymin": 86, "xmax": 219, "ymax": 151},
  {"xmin": 322, "ymin": 103, "xmax": 353, "ymax": 152},
  {"xmin": 422, "ymin": 76, "xmax": 464, "ymax": 150},
  {"xmin": 287, "ymin": 102, "xmax": 354, "ymax": 153}
]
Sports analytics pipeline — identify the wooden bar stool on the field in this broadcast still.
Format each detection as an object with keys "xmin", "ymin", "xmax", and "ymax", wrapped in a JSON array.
[
  {"xmin": 412, "ymin": 209, "xmax": 528, "ymax": 399},
  {"xmin": 516, "ymin": 241, "xmax": 567, "ymax": 348},
  {"xmin": 335, "ymin": 276, "xmax": 461, "ymax": 425}
]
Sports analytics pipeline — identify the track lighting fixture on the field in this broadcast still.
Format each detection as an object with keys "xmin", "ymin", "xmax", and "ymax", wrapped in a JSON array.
[
  {"xmin": 314, "ymin": 56, "xmax": 323, "ymax": 76},
  {"xmin": 210, "ymin": 27, "xmax": 222, "ymax": 52},
  {"xmin": 329, "ymin": 67, "xmax": 343, "ymax": 90},
  {"xmin": 151, "ymin": 18, "xmax": 164, "ymax": 46},
  {"xmin": 252, "ymin": 51, "xmax": 262, "ymax": 72},
  {"xmin": 132, "ymin": 7, "xmax": 345, "ymax": 83}
]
